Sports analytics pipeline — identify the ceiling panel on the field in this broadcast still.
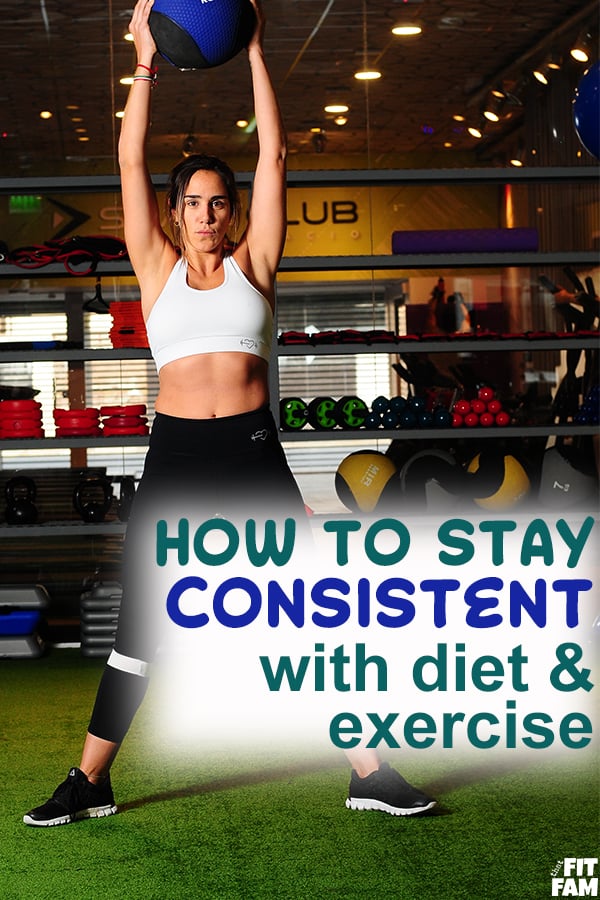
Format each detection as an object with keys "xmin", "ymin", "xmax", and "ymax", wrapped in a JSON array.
[{"xmin": 0, "ymin": 0, "xmax": 596, "ymax": 175}]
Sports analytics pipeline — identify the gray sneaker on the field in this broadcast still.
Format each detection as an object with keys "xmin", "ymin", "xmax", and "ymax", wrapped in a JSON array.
[
  {"xmin": 23, "ymin": 767, "xmax": 117, "ymax": 827},
  {"xmin": 346, "ymin": 762, "xmax": 435, "ymax": 816}
]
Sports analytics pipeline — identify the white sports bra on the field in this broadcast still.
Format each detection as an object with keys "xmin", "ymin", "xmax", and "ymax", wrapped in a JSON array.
[{"xmin": 145, "ymin": 255, "xmax": 273, "ymax": 371}]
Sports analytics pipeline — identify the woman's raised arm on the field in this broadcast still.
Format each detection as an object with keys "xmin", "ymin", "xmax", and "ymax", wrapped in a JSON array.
[
  {"xmin": 235, "ymin": 0, "xmax": 287, "ymax": 305},
  {"xmin": 118, "ymin": 0, "xmax": 173, "ymax": 285}
]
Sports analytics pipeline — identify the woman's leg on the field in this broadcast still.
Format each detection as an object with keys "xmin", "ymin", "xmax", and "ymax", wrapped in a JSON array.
[{"xmin": 80, "ymin": 733, "xmax": 121, "ymax": 783}]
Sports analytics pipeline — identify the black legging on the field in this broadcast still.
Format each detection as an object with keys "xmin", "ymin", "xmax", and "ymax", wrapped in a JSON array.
[{"xmin": 88, "ymin": 407, "xmax": 306, "ymax": 743}]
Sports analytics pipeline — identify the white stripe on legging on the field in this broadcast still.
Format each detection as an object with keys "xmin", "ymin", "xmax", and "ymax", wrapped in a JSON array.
[{"xmin": 107, "ymin": 649, "xmax": 150, "ymax": 678}]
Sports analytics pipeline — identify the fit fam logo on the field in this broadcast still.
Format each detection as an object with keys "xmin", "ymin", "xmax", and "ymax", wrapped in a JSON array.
[{"xmin": 551, "ymin": 858, "xmax": 598, "ymax": 896}]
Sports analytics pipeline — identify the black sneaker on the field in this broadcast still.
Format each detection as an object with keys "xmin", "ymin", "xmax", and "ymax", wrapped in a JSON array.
[
  {"xmin": 346, "ymin": 762, "xmax": 435, "ymax": 816},
  {"xmin": 23, "ymin": 767, "xmax": 117, "ymax": 827}
]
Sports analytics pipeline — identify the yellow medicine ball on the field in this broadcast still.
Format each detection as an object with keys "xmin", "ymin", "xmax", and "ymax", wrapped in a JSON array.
[
  {"xmin": 467, "ymin": 453, "xmax": 530, "ymax": 510},
  {"xmin": 335, "ymin": 450, "xmax": 398, "ymax": 512}
]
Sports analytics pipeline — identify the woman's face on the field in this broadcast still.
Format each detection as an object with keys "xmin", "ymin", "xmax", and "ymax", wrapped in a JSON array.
[{"xmin": 177, "ymin": 169, "xmax": 233, "ymax": 253}]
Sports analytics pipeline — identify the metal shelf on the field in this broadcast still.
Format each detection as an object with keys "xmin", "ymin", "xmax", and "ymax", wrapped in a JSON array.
[
  {"xmin": 0, "ymin": 347, "xmax": 151, "ymax": 363},
  {"xmin": 0, "ymin": 521, "xmax": 127, "ymax": 537},
  {"xmin": 1, "ymin": 250, "xmax": 598, "ymax": 280},
  {"xmin": 0, "ymin": 166, "xmax": 596, "ymax": 195},
  {"xmin": 3, "ymin": 338, "xmax": 595, "ymax": 365},
  {"xmin": 279, "ymin": 336, "xmax": 599, "ymax": 355},
  {"xmin": 280, "ymin": 424, "xmax": 600, "ymax": 442},
  {"xmin": 0, "ymin": 435, "xmax": 149, "ymax": 450}
]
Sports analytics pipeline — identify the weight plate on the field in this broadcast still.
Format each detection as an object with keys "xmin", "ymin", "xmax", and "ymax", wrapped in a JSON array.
[{"xmin": 100, "ymin": 404, "xmax": 147, "ymax": 417}]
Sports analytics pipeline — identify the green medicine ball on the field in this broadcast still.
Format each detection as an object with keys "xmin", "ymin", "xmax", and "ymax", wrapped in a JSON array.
[
  {"xmin": 279, "ymin": 397, "xmax": 308, "ymax": 430},
  {"xmin": 307, "ymin": 397, "xmax": 338, "ymax": 430},
  {"xmin": 334, "ymin": 396, "xmax": 368, "ymax": 429}
]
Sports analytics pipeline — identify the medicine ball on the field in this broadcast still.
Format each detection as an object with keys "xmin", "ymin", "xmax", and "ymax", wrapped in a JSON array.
[
  {"xmin": 307, "ymin": 397, "xmax": 337, "ymax": 430},
  {"xmin": 573, "ymin": 60, "xmax": 600, "ymax": 160},
  {"xmin": 399, "ymin": 449, "xmax": 462, "ymax": 510},
  {"xmin": 150, "ymin": 0, "xmax": 255, "ymax": 70},
  {"xmin": 467, "ymin": 452, "xmax": 530, "ymax": 511},
  {"xmin": 334, "ymin": 396, "xmax": 368, "ymax": 429},
  {"xmin": 335, "ymin": 450, "xmax": 398, "ymax": 513},
  {"xmin": 538, "ymin": 445, "xmax": 599, "ymax": 509}
]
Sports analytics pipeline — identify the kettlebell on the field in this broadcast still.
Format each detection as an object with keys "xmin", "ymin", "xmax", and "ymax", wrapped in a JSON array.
[
  {"xmin": 116, "ymin": 476, "xmax": 136, "ymax": 522},
  {"xmin": 5, "ymin": 475, "xmax": 38, "ymax": 525},
  {"xmin": 73, "ymin": 476, "xmax": 113, "ymax": 523}
]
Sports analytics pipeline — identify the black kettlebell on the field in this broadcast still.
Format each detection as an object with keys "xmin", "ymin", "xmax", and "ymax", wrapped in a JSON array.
[
  {"xmin": 116, "ymin": 476, "xmax": 136, "ymax": 522},
  {"xmin": 73, "ymin": 476, "xmax": 113, "ymax": 523},
  {"xmin": 5, "ymin": 475, "xmax": 38, "ymax": 525}
]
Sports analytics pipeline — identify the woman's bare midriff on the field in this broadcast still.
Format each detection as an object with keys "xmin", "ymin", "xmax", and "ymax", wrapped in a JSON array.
[{"xmin": 154, "ymin": 351, "xmax": 270, "ymax": 419}]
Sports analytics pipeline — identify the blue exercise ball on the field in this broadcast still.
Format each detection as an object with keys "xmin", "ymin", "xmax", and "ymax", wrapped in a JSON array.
[
  {"xmin": 150, "ymin": 0, "xmax": 255, "ymax": 70},
  {"xmin": 573, "ymin": 60, "xmax": 600, "ymax": 159}
]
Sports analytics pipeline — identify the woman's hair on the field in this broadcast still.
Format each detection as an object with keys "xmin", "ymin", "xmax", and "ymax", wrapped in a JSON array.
[{"xmin": 165, "ymin": 154, "xmax": 241, "ymax": 254}]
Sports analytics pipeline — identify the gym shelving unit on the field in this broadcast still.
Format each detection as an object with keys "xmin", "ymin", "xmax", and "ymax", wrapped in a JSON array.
[{"xmin": 0, "ymin": 164, "xmax": 597, "ymax": 492}]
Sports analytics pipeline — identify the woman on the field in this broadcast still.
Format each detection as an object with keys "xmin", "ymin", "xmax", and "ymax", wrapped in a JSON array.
[{"xmin": 24, "ymin": 0, "xmax": 434, "ymax": 825}]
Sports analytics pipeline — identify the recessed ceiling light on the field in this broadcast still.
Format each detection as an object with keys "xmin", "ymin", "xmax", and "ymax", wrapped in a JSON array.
[
  {"xmin": 468, "ymin": 124, "xmax": 483, "ymax": 139},
  {"xmin": 236, "ymin": 119, "xmax": 249, "ymax": 129},
  {"xmin": 78, "ymin": 136, "xmax": 90, "ymax": 142},
  {"xmin": 124, "ymin": 32, "xmax": 134, "ymax": 42},
  {"xmin": 334, "ymin": 116, "xmax": 348, "ymax": 126},
  {"xmin": 391, "ymin": 23, "xmax": 422, "ymax": 36},
  {"xmin": 120, "ymin": 76, "xmax": 134, "ymax": 85},
  {"xmin": 39, "ymin": 110, "xmax": 53, "ymax": 120},
  {"xmin": 115, "ymin": 111, "xmax": 125, "ymax": 119},
  {"xmin": 354, "ymin": 69, "xmax": 382, "ymax": 81},
  {"xmin": 324, "ymin": 104, "xmax": 349, "ymax": 114}
]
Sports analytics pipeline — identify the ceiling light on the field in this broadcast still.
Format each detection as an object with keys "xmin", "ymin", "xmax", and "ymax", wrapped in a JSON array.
[
  {"xmin": 334, "ymin": 116, "xmax": 348, "ymax": 126},
  {"xmin": 452, "ymin": 114, "xmax": 466, "ymax": 122},
  {"xmin": 182, "ymin": 135, "xmax": 197, "ymax": 157},
  {"xmin": 120, "ymin": 76, "xmax": 134, "ymax": 86},
  {"xmin": 354, "ymin": 69, "xmax": 382, "ymax": 81},
  {"xmin": 546, "ymin": 50, "xmax": 562, "ymax": 70},
  {"xmin": 124, "ymin": 32, "xmax": 134, "ymax": 42},
  {"xmin": 236, "ymin": 119, "xmax": 249, "ymax": 129},
  {"xmin": 311, "ymin": 130, "xmax": 327, "ymax": 153},
  {"xmin": 570, "ymin": 31, "xmax": 592, "ymax": 63},
  {"xmin": 391, "ymin": 22, "xmax": 422, "ymax": 36},
  {"xmin": 324, "ymin": 104, "xmax": 349, "ymax": 114},
  {"xmin": 532, "ymin": 64, "xmax": 550, "ymax": 85},
  {"xmin": 78, "ymin": 136, "xmax": 90, "ymax": 142},
  {"xmin": 115, "ymin": 111, "xmax": 125, "ymax": 119},
  {"xmin": 510, "ymin": 143, "xmax": 526, "ymax": 167},
  {"xmin": 39, "ymin": 110, "xmax": 53, "ymax": 120},
  {"xmin": 468, "ymin": 124, "xmax": 484, "ymax": 139},
  {"xmin": 483, "ymin": 93, "xmax": 504, "ymax": 122}
]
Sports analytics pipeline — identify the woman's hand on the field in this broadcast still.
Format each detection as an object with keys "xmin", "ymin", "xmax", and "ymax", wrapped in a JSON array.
[{"xmin": 128, "ymin": 0, "xmax": 158, "ymax": 64}]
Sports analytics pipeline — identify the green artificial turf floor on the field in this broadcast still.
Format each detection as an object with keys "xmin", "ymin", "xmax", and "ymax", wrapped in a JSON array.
[{"xmin": 2, "ymin": 650, "xmax": 598, "ymax": 900}]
